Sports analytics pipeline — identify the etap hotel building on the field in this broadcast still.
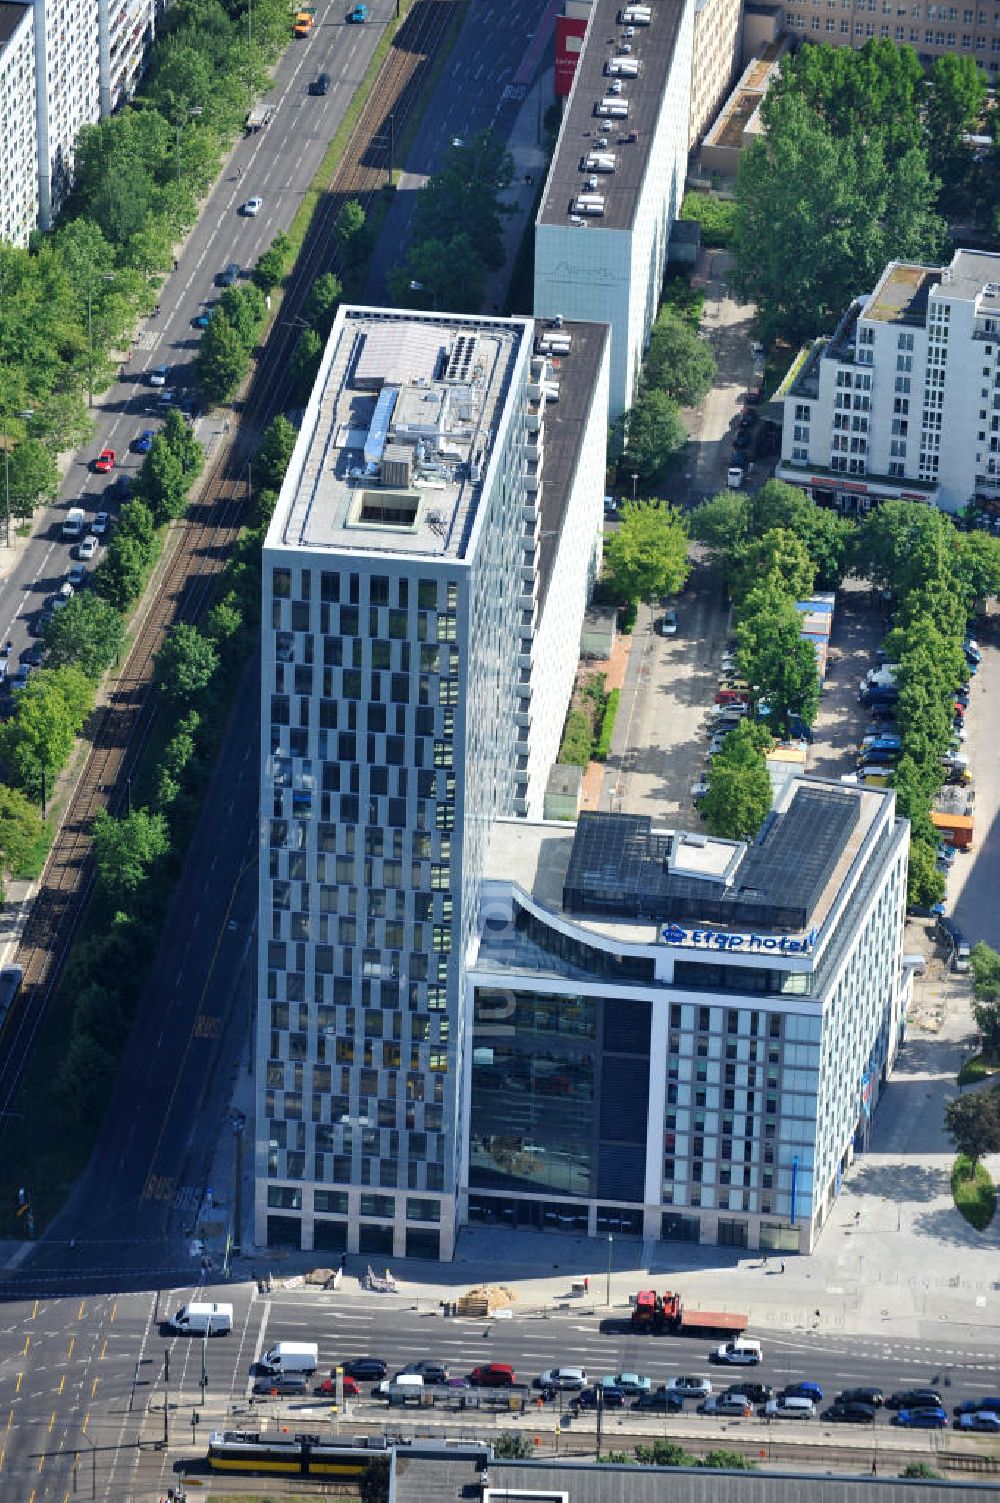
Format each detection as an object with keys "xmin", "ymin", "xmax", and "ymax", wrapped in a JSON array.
[{"xmin": 464, "ymin": 777, "xmax": 911, "ymax": 1254}]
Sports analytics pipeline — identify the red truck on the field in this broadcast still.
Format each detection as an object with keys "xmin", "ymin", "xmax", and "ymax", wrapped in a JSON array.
[{"xmin": 630, "ymin": 1290, "xmax": 747, "ymax": 1337}]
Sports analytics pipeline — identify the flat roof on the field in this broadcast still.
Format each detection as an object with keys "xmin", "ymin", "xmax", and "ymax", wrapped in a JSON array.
[
  {"xmin": 863, "ymin": 262, "xmax": 940, "ymax": 326},
  {"xmin": 481, "ymin": 777, "xmax": 890, "ymax": 951},
  {"xmin": 538, "ymin": 0, "xmax": 687, "ymax": 233},
  {"xmin": 0, "ymin": 1, "xmax": 30, "ymax": 48},
  {"xmin": 534, "ymin": 319, "xmax": 609, "ymax": 611},
  {"xmin": 939, "ymin": 247, "xmax": 1000, "ymax": 309},
  {"xmin": 269, "ymin": 307, "xmax": 530, "ymax": 560}
]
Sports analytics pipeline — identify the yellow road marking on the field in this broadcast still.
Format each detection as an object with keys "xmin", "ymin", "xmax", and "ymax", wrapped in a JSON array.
[
  {"xmin": 31, "ymin": 1300, "xmax": 38, "ymax": 1320},
  {"xmin": 77, "ymin": 1301, "xmax": 85, "ymax": 1321},
  {"xmin": 82, "ymin": 1412, "xmax": 90, "ymax": 1434},
  {"xmin": 99, "ymin": 1339, "xmax": 107, "ymax": 1361},
  {"xmin": 110, "ymin": 1302, "xmax": 117, "ymax": 1323},
  {"xmin": 15, "ymin": 1375, "xmax": 22, "ymax": 1394},
  {"xmin": 48, "ymin": 1410, "xmax": 56, "ymax": 1433},
  {"xmin": 90, "ymin": 1377, "xmax": 98, "ymax": 1399},
  {"xmin": 57, "ymin": 1376, "xmax": 65, "ymax": 1395},
  {"xmin": 22, "ymin": 1336, "xmax": 29, "ymax": 1356},
  {"xmin": 67, "ymin": 1337, "xmax": 74, "ymax": 1361}
]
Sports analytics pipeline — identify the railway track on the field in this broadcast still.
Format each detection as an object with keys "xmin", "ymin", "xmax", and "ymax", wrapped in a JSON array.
[{"xmin": 0, "ymin": 0, "xmax": 457, "ymax": 1123}]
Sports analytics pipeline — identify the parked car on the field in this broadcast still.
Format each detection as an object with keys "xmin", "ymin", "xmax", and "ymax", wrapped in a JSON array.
[
  {"xmin": 956, "ymin": 1412, "xmax": 1000, "ymax": 1431},
  {"xmin": 539, "ymin": 1367, "xmax": 587, "ymax": 1391},
  {"xmin": 193, "ymin": 308, "xmax": 216, "ymax": 329},
  {"xmin": 578, "ymin": 1384, "xmax": 625, "ymax": 1409},
  {"xmin": 134, "ymin": 428, "xmax": 155, "ymax": 453},
  {"xmin": 91, "ymin": 511, "xmax": 110, "ymax": 538},
  {"xmin": 94, "ymin": 447, "xmax": 116, "ymax": 472},
  {"xmin": 66, "ymin": 565, "xmax": 87, "ymax": 589},
  {"xmin": 886, "ymin": 1389, "xmax": 943, "ymax": 1411},
  {"xmin": 315, "ymin": 1374, "xmax": 360, "ymax": 1397},
  {"xmin": 936, "ymin": 844, "xmax": 957, "ymax": 868},
  {"xmin": 836, "ymin": 1387, "xmax": 884, "ymax": 1409},
  {"xmin": 782, "ymin": 1382, "xmax": 823, "ymax": 1403},
  {"xmin": 655, "ymin": 609, "xmax": 677, "ymax": 637},
  {"xmin": 764, "ymin": 1397, "xmax": 815, "ymax": 1419},
  {"xmin": 11, "ymin": 664, "xmax": 32, "ymax": 690},
  {"xmin": 893, "ymin": 1407, "xmax": 948, "ymax": 1429},
  {"xmin": 469, "ymin": 1363, "xmax": 515, "ymax": 1387},
  {"xmin": 691, "ymin": 777, "xmax": 710, "ymax": 803},
  {"xmin": 822, "ymin": 1402, "xmax": 876, "ymax": 1424},
  {"xmin": 148, "ymin": 365, "xmax": 169, "ymax": 387},
  {"xmin": 725, "ymin": 1382, "xmax": 773, "ymax": 1405},
  {"xmin": 637, "ymin": 1385, "xmax": 684, "ymax": 1412},
  {"xmin": 610, "ymin": 1373, "xmax": 651, "ymax": 1395},
  {"xmin": 23, "ymin": 642, "xmax": 45, "ymax": 667},
  {"xmin": 399, "ymin": 1360, "xmax": 449, "ymax": 1384},
  {"xmin": 252, "ymin": 1371, "xmax": 308, "ymax": 1395},
  {"xmin": 218, "ymin": 262, "xmax": 241, "ymax": 286},
  {"xmin": 699, "ymin": 1393, "xmax": 752, "ymax": 1417},
  {"xmin": 77, "ymin": 536, "xmax": 98, "ymax": 561},
  {"xmin": 954, "ymin": 1396, "xmax": 1000, "ymax": 1416},
  {"xmin": 342, "ymin": 1357, "xmax": 387, "ymax": 1380},
  {"xmin": 666, "ymin": 1376, "xmax": 712, "ymax": 1399}
]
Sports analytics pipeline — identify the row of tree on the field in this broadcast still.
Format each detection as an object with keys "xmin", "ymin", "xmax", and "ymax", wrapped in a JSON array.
[
  {"xmin": 732, "ymin": 41, "xmax": 1000, "ymax": 345},
  {"xmin": 0, "ymin": 0, "xmax": 298, "ymax": 517}
]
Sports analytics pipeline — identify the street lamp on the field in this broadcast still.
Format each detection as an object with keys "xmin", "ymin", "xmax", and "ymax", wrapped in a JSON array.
[
  {"xmin": 70, "ymin": 1428, "xmax": 97, "ymax": 1501},
  {"xmin": 605, "ymin": 1233, "xmax": 613, "ymax": 1307},
  {"xmin": 631, "ymin": 472, "xmax": 639, "ymax": 502}
]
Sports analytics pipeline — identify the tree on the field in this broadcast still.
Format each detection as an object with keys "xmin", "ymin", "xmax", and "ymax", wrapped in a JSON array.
[
  {"xmin": 5, "ymin": 439, "xmax": 59, "ymax": 518},
  {"xmin": 0, "ymin": 666, "xmax": 92, "ymax": 798},
  {"xmin": 154, "ymin": 622, "xmax": 219, "ymax": 704},
  {"xmin": 304, "ymin": 271, "xmax": 342, "ymax": 338},
  {"xmin": 253, "ymin": 232, "xmax": 290, "ymax": 292},
  {"xmin": 970, "ymin": 942, "xmax": 1000, "ymax": 1049},
  {"xmin": 701, "ymin": 722, "xmax": 774, "ymax": 841},
  {"xmin": 257, "ymin": 415, "xmax": 298, "ymax": 491},
  {"xmin": 700, "ymin": 1451, "xmax": 757, "ymax": 1470},
  {"xmin": 93, "ymin": 535, "xmax": 149, "ymax": 611},
  {"xmin": 198, "ymin": 311, "xmax": 250, "ymax": 402},
  {"xmin": 413, "ymin": 130, "xmax": 513, "ymax": 271},
  {"xmin": 162, "ymin": 407, "xmax": 203, "ymax": 481},
  {"xmin": 731, "ymin": 527, "xmax": 816, "ymax": 606},
  {"xmin": 359, "ymin": 1456, "xmax": 390, "ymax": 1503},
  {"xmin": 289, "ymin": 326, "xmax": 322, "ymax": 403},
  {"xmin": 137, "ymin": 434, "xmax": 188, "ymax": 524},
  {"xmin": 491, "ymin": 1434, "xmax": 533, "ymax": 1459},
  {"xmin": 924, "ymin": 55, "xmax": 987, "ymax": 214},
  {"xmin": 735, "ymin": 583, "xmax": 820, "ymax": 732},
  {"xmin": 219, "ymin": 282, "xmax": 265, "ymax": 349},
  {"xmin": 854, "ymin": 500, "xmax": 956, "ymax": 596},
  {"xmin": 0, "ymin": 785, "xmax": 45, "ymax": 899},
  {"xmin": 633, "ymin": 1441, "xmax": 692, "ymax": 1467},
  {"xmin": 900, "ymin": 1464, "xmax": 940, "ymax": 1480},
  {"xmin": 389, "ymin": 233, "xmax": 487, "ymax": 313},
  {"xmin": 944, "ymin": 1090, "xmax": 1000, "ymax": 1167},
  {"xmin": 91, "ymin": 807, "xmax": 170, "ymax": 901},
  {"xmin": 56, "ymin": 1030, "xmax": 118, "ymax": 1129},
  {"xmin": 43, "ymin": 592, "xmax": 125, "ymax": 679},
  {"xmin": 612, "ymin": 386, "xmax": 687, "ymax": 482},
  {"xmin": 116, "ymin": 497, "xmax": 157, "ymax": 556},
  {"xmin": 906, "ymin": 838, "xmax": 946, "ymax": 910},
  {"xmin": 72, "ymin": 981, "xmax": 132, "ymax": 1053},
  {"xmin": 602, "ymin": 500, "xmax": 690, "ymax": 605},
  {"xmin": 644, "ymin": 307, "xmax": 717, "ymax": 406}
]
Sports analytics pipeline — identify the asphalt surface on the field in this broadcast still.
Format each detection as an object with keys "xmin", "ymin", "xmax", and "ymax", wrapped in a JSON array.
[
  {"xmin": 0, "ymin": 1288, "xmax": 997, "ymax": 1498},
  {"xmin": 0, "ymin": 3, "xmax": 392, "ymax": 675},
  {"xmin": 364, "ymin": 0, "xmax": 553, "ymax": 303}
]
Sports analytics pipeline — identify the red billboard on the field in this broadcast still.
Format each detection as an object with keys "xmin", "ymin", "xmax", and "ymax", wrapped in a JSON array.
[{"xmin": 555, "ymin": 15, "xmax": 587, "ymax": 96}]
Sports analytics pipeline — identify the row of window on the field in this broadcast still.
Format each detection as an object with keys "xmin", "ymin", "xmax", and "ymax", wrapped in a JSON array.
[{"xmin": 790, "ymin": 12, "xmax": 1000, "ymax": 36}]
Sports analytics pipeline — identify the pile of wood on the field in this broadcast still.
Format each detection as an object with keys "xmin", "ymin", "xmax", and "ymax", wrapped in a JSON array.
[{"xmin": 456, "ymin": 1284, "xmax": 517, "ymax": 1317}]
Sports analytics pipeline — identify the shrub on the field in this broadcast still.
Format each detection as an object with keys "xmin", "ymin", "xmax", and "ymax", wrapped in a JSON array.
[
  {"xmin": 559, "ymin": 709, "xmax": 594, "ymax": 768},
  {"xmin": 594, "ymin": 688, "xmax": 620, "ymax": 761}
]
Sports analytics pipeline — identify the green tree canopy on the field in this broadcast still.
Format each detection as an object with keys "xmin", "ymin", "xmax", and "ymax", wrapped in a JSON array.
[
  {"xmin": 0, "ymin": 785, "xmax": 45, "ymax": 899},
  {"xmin": 0, "ymin": 666, "xmax": 93, "ymax": 798},
  {"xmin": 731, "ymin": 527, "xmax": 816, "ymax": 606},
  {"xmin": 612, "ymin": 386, "xmax": 687, "ymax": 482},
  {"xmin": 970, "ymin": 942, "xmax": 1000, "ymax": 1049},
  {"xmin": 389, "ymin": 233, "xmax": 487, "ymax": 314},
  {"xmin": 154, "ymin": 622, "xmax": 219, "ymax": 704},
  {"xmin": 5, "ymin": 439, "xmax": 60, "ymax": 518},
  {"xmin": 602, "ymin": 500, "xmax": 690, "ymax": 605},
  {"xmin": 701, "ymin": 720, "xmax": 774, "ymax": 841},
  {"xmin": 304, "ymin": 272, "xmax": 343, "ymax": 338},
  {"xmin": 253, "ymin": 233, "xmax": 290, "ymax": 293},
  {"xmin": 43, "ymin": 592, "xmax": 125, "ymax": 679},
  {"xmin": 905, "ymin": 838, "xmax": 946, "ymax": 910},
  {"xmin": 91, "ymin": 807, "xmax": 170, "ymax": 901},
  {"xmin": 257, "ymin": 415, "xmax": 297, "ymax": 491},
  {"xmin": 413, "ymin": 130, "xmax": 513, "ymax": 271},
  {"xmin": 735, "ymin": 582, "xmax": 820, "ymax": 732},
  {"xmin": 945, "ymin": 1090, "xmax": 1000, "ymax": 1167},
  {"xmin": 198, "ymin": 310, "xmax": 250, "ymax": 402},
  {"xmin": 137, "ymin": 433, "xmax": 188, "ymax": 524},
  {"xmin": 643, "ymin": 307, "xmax": 717, "ymax": 406}
]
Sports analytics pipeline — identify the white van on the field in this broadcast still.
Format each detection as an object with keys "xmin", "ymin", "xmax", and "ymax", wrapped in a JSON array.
[
  {"xmin": 62, "ymin": 507, "xmax": 86, "ymax": 541},
  {"xmin": 169, "ymin": 1301, "xmax": 233, "ymax": 1336},
  {"xmin": 259, "ymin": 1340, "xmax": 319, "ymax": 1375},
  {"xmin": 764, "ymin": 1395, "xmax": 815, "ymax": 1419},
  {"xmin": 713, "ymin": 1337, "xmax": 762, "ymax": 1365}
]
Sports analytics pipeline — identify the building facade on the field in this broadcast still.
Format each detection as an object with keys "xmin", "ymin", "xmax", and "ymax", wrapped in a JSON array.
[
  {"xmin": 783, "ymin": 0, "xmax": 1000, "ymax": 77},
  {"xmin": 534, "ymin": 0, "xmax": 695, "ymax": 417},
  {"xmin": 463, "ymin": 779, "xmax": 911, "ymax": 1254},
  {"xmin": 688, "ymin": 0, "xmax": 744, "ymax": 148},
  {"xmin": 255, "ymin": 308, "xmax": 608, "ymax": 1259},
  {"xmin": 0, "ymin": 1, "xmax": 36, "ymax": 247},
  {"xmin": 777, "ymin": 249, "xmax": 1000, "ymax": 514}
]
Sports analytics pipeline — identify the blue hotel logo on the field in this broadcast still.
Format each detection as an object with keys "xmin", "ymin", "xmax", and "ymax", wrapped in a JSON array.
[{"xmin": 661, "ymin": 922, "xmax": 817, "ymax": 955}]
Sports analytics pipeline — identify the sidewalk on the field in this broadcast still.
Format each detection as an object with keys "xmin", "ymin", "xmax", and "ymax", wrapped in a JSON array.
[{"xmin": 483, "ymin": 68, "xmax": 553, "ymax": 313}]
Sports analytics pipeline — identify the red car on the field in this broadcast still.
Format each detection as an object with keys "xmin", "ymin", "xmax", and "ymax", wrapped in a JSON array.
[
  {"xmin": 94, "ymin": 448, "xmax": 116, "ymax": 472},
  {"xmin": 469, "ymin": 1363, "xmax": 516, "ymax": 1387},
  {"xmin": 315, "ymin": 1374, "xmax": 360, "ymax": 1397}
]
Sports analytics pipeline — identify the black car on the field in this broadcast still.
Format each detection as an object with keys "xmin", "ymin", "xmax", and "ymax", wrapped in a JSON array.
[
  {"xmin": 343, "ymin": 1357, "xmax": 388, "ymax": 1380},
  {"xmin": 886, "ymin": 1388, "xmax": 942, "ymax": 1411},
  {"xmin": 937, "ymin": 915, "xmax": 965, "ymax": 949},
  {"xmin": 836, "ymin": 1387, "xmax": 884, "ymax": 1409},
  {"xmin": 399, "ymin": 1360, "xmax": 448, "ymax": 1384},
  {"xmin": 638, "ymin": 1386, "xmax": 684, "ymax": 1412},
  {"xmin": 309, "ymin": 71, "xmax": 331, "ymax": 94},
  {"xmin": 24, "ymin": 642, "xmax": 46, "ymax": 667},
  {"xmin": 726, "ymin": 1382, "xmax": 773, "ymax": 1405},
  {"xmin": 822, "ymin": 1402, "xmax": 876, "ymax": 1424},
  {"xmin": 578, "ymin": 1385, "xmax": 626, "ymax": 1409},
  {"xmin": 252, "ymin": 1371, "xmax": 308, "ymax": 1395}
]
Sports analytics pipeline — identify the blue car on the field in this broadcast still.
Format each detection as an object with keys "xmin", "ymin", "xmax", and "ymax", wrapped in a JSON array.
[
  {"xmin": 135, "ymin": 428, "xmax": 155, "ymax": 453},
  {"xmin": 954, "ymin": 1396, "xmax": 1000, "ymax": 1416},
  {"xmin": 957, "ymin": 1412, "xmax": 1000, "ymax": 1432},
  {"xmin": 193, "ymin": 308, "xmax": 216, "ymax": 329},
  {"xmin": 783, "ymin": 1382, "xmax": 823, "ymax": 1403},
  {"xmin": 893, "ymin": 1407, "xmax": 948, "ymax": 1428}
]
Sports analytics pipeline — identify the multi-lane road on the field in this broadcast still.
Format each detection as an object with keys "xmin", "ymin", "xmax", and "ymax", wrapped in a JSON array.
[{"xmin": 0, "ymin": 1286, "xmax": 997, "ymax": 1497}]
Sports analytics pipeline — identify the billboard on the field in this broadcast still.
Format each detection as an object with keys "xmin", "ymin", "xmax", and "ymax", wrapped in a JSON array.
[{"xmin": 555, "ymin": 15, "xmax": 588, "ymax": 96}]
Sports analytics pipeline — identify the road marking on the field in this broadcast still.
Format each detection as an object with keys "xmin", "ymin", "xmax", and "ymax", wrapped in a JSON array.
[
  {"xmin": 100, "ymin": 1339, "xmax": 107, "ymax": 1361},
  {"xmin": 67, "ymin": 1337, "xmax": 74, "ymax": 1361},
  {"xmin": 82, "ymin": 1413, "xmax": 89, "ymax": 1434},
  {"xmin": 57, "ymin": 1375, "xmax": 65, "ymax": 1395},
  {"xmin": 31, "ymin": 1300, "xmax": 38, "ymax": 1320},
  {"xmin": 22, "ymin": 1336, "xmax": 29, "ymax": 1356},
  {"xmin": 77, "ymin": 1301, "xmax": 85, "ymax": 1321},
  {"xmin": 193, "ymin": 1013, "xmax": 222, "ymax": 1039},
  {"xmin": 48, "ymin": 1410, "xmax": 56, "ymax": 1432},
  {"xmin": 111, "ymin": 1301, "xmax": 117, "ymax": 1323},
  {"xmin": 15, "ymin": 1375, "xmax": 22, "ymax": 1393},
  {"xmin": 91, "ymin": 1377, "xmax": 98, "ymax": 1398}
]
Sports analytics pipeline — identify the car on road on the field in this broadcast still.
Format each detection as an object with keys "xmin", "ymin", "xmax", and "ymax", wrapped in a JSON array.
[
  {"xmin": 539, "ymin": 1367, "xmax": 587, "ymax": 1391},
  {"xmin": 699, "ymin": 1393, "xmax": 752, "ymax": 1417},
  {"xmin": 149, "ymin": 365, "xmax": 169, "ymax": 387},
  {"xmin": 242, "ymin": 196, "xmax": 263, "ymax": 216},
  {"xmin": 23, "ymin": 642, "xmax": 45, "ymax": 667},
  {"xmin": 91, "ymin": 511, "xmax": 110, "ymax": 538},
  {"xmin": 309, "ymin": 71, "xmax": 331, "ymax": 94},
  {"xmin": 134, "ymin": 429, "xmax": 155, "ymax": 453},
  {"xmin": 52, "ymin": 581, "xmax": 74, "ymax": 609},
  {"xmin": 346, "ymin": 3, "xmax": 368, "ymax": 18},
  {"xmin": 29, "ymin": 610, "xmax": 53, "ymax": 638},
  {"xmin": 666, "ymin": 1375, "xmax": 712, "ymax": 1399},
  {"xmin": 708, "ymin": 733, "xmax": 729, "ymax": 756},
  {"xmin": 578, "ymin": 1384, "xmax": 625, "ymax": 1409},
  {"xmin": 691, "ymin": 776, "xmax": 710, "ymax": 803},
  {"xmin": 887, "ymin": 1389, "xmax": 943, "ymax": 1411},
  {"xmin": 218, "ymin": 262, "xmax": 241, "ymax": 286},
  {"xmin": 725, "ymin": 1382, "xmax": 772, "ymax": 1405},
  {"xmin": 609, "ymin": 1372, "xmax": 651, "ymax": 1395},
  {"xmin": 77, "ymin": 536, "xmax": 98, "ymax": 561},
  {"xmin": 782, "ymin": 1382, "xmax": 823, "ymax": 1403},
  {"xmin": 836, "ymin": 1387, "xmax": 883, "ymax": 1409},
  {"xmin": 10, "ymin": 664, "xmax": 31, "ymax": 690},
  {"xmin": 342, "ymin": 1357, "xmax": 387, "ymax": 1380},
  {"xmin": 893, "ymin": 1406, "xmax": 948, "ymax": 1428},
  {"xmin": 110, "ymin": 474, "xmax": 133, "ymax": 500},
  {"xmin": 66, "ymin": 565, "xmax": 87, "ymax": 588},
  {"xmin": 655, "ymin": 609, "xmax": 677, "ymax": 637},
  {"xmin": 956, "ymin": 1411, "xmax": 1000, "ymax": 1431},
  {"xmin": 315, "ymin": 1373, "xmax": 360, "ymax": 1397},
  {"xmin": 822, "ymin": 1402, "xmax": 876, "ymax": 1424},
  {"xmin": 763, "ymin": 1396, "xmax": 815, "ymax": 1419},
  {"xmin": 252, "ymin": 1371, "xmax": 308, "ymax": 1395},
  {"xmin": 469, "ymin": 1363, "xmax": 515, "ymax": 1387},
  {"xmin": 399, "ymin": 1360, "xmax": 449, "ymax": 1384},
  {"xmin": 637, "ymin": 1385, "xmax": 685, "ymax": 1412},
  {"xmin": 193, "ymin": 308, "xmax": 216, "ymax": 329},
  {"xmin": 94, "ymin": 447, "xmax": 116, "ymax": 472},
  {"xmin": 954, "ymin": 1396, "xmax": 1000, "ymax": 1416}
]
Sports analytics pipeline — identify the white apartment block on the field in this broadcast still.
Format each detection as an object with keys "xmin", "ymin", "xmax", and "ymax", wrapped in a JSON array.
[
  {"xmin": 0, "ymin": 2, "xmax": 37, "ymax": 247},
  {"xmin": 98, "ymin": 0, "xmax": 154, "ymax": 119},
  {"xmin": 255, "ymin": 308, "xmax": 609, "ymax": 1260},
  {"xmin": 466, "ymin": 779, "xmax": 911, "ymax": 1253},
  {"xmin": 688, "ymin": 0, "xmax": 742, "ymax": 148},
  {"xmin": 33, "ymin": 0, "xmax": 101, "ymax": 227},
  {"xmin": 534, "ymin": 0, "xmax": 695, "ymax": 418},
  {"xmin": 777, "ymin": 249, "xmax": 1000, "ymax": 515}
]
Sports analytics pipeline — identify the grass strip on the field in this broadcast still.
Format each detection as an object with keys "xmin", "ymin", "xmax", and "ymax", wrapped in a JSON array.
[
  {"xmin": 957, "ymin": 1051, "xmax": 1000, "ymax": 1087},
  {"xmin": 951, "ymin": 1153, "xmax": 997, "ymax": 1230}
]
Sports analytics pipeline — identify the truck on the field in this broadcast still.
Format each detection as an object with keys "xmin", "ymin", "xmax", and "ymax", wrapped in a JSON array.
[
  {"xmin": 62, "ymin": 507, "xmax": 86, "ymax": 541},
  {"xmin": 931, "ymin": 783, "xmax": 974, "ymax": 849},
  {"xmin": 630, "ymin": 1290, "xmax": 748, "ymax": 1337},
  {"xmin": 244, "ymin": 102, "xmax": 273, "ymax": 133},
  {"xmin": 259, "ymin": 1340, "xmax": 319, "ymax": 1374}
]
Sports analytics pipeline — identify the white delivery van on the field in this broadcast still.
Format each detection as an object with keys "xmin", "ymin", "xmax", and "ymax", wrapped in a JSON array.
[
  {"xmin": 727, "ymin": 466, "xmax": 744, "ymax": 489},
  {"xmin": 259, "ymin": 1340, "xmax": 319, "ymax": 1375},
  {"xmin": 62, "ymin": 507, "xmax": 86, "ymax": 540},
  {"xmin": 170, "ymin": 1301, "xmax": 233, "ymax": 1336},
  {"xmin": 713, "ymin": 1337, "xmax": 762, "ymax": 1365}
]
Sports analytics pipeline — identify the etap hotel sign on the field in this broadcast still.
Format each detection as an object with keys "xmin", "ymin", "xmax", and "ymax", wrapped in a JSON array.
[{"xmin": 660, "ymin": 923, "xmax": 818, "ymax": 955}]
